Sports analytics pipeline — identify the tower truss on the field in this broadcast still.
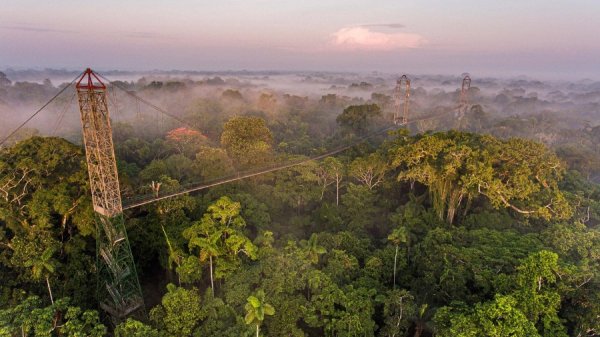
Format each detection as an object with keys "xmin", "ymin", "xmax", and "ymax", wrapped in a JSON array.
[
  {"xmin": 76, "ymin": 68, "xmax": 144, "ymax": 323},
  {"xmin": 457, "ymin": 74, "xmax": 471, "ymax": 119},
  {"xmin": 394, "ymin": 75, "xmax": 411, "ymax": 125}
]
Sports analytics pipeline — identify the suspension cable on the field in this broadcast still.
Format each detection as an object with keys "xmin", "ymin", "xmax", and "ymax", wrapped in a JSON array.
[
  {"xmin": 0, "ymin": 69, "xmax": 456, "ymax": 208},
  {"xmin": 123, "ymin": 109, "xmax": 452, "ymax": 210},
  {"xmin": 0, "ymin": 72, "xmax": 83, "ymax": 147},
  {"xmin": 123, "ymin": 124, "xmax": 397, "ymax": 209},
  {"xmin": 95, "ymin": 72, "xmax": 199, "ymax": 131},
  {"xmin": 94, "ymin": 71, "xmax": 455, "ymax": 208},
  {"xmin": 51, "ymin": 91, "xmax": 77, "ymax": 136}
]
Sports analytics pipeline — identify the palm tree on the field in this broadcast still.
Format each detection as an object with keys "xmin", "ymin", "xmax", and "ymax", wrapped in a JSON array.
[
  {"xmin": 244, "ymin": 290, "xmax": 275, "ymax": 337},
  {"xmin": 413, "ymin": 304, "xmax": 430, "ymax": 337},
  {"xmin": 184, "ymin": 197, "xmax": 257, "ymax": 297},
  {"xmin": 387, "ymin": 226, "xmax": 408, "ymax": 289},
  {"xmin": 24, "ymin": 246, "xmax": 56, "ymax": 304},
  {"xmin": 189, "ymin": 232, "xmax": 221, "ymax": 296},
  {"xmin": 300, "ymin": 234, "xmax": 327, "ymax": 265}
]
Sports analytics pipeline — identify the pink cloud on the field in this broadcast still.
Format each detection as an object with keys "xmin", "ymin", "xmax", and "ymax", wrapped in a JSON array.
[{"xmin": 332, "ymin": 26, "xmax": 426, "ymax": 50}]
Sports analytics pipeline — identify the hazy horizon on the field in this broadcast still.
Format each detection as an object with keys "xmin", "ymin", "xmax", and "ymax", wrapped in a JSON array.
[
  {"xmin": 1, "ymin": 67, "xmax": 597, "ymax": 85},
  {"xmin": 2, "ymin": 1, "xmax": 600, "ymax": 81}
]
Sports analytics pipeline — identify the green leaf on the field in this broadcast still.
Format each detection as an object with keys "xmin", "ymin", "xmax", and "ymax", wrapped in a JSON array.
[
  {"xmin": 41, "ymin": 247, "xmax": 55, "ymax": 261},
  {"xmin": 43, "ymin": 262, "xmax": 55, "ymax": 273},
  {"xmin": 244, "ymin": 311, "xmax": 255, "ymax": 325},
  {"xmin": 263, "ymin": 304, "xmax": 275, "ymax": 316},
  {"xmin": 247, "ymin": 296, "xmax": 260, "ymax": 308}
]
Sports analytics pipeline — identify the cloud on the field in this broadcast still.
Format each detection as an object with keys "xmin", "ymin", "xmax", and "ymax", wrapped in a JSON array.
[
  {"xmin": 0, "ymin": 25, "xmax": 75, "ymax": 34},
  {"xmin": 331, "ymin": 26, "xmax": 426, "ymax": 51},
  {"xmin": 360, "ymin": 23, "xmax": 405, "ymax": 29}
]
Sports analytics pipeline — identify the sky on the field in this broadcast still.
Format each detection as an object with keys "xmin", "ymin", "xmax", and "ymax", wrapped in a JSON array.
[{"xmin": 1, "ymin": 0, "xmax": 599, "ymax": 79}]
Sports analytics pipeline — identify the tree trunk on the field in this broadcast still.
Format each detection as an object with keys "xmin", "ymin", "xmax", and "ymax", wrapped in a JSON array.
[
  {"xmin": 393, "ymin": 245, "xmax": 398, "ymax": 288},
  {"xmin": 256, "ymin": 324, "xmax": 260, "ymax": 337},
  {"xmin": 336, "ymin": 177, "xmax": 339, "ymax": 206},
  {"xmin": 414, "ymin": 322, "xmax": 424, "ymax": 337},
  {"xmin": 46, "ymin": 276, "xmax": 54, "ymax": 305},
  {"xmin": 209, "ymin": 255, "xmax": 215, "ymax": 296}
]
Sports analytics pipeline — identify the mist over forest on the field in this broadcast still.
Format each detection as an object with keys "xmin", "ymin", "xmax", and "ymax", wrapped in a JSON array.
[
  {"xmin": 1, "ymin": 67, "xmax": 599, "ymax": 337},
  {"xmin": 2, "ymin": 68, "xmax": 600, "ymax": 181}
]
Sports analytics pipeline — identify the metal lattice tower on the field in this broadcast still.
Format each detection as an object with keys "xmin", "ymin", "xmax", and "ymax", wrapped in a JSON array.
[
  {"xmin": 457, "ymin": 74, "xmax": 471, "ymax": 119},
  {"xmin": 76, "ymin": 69, "xmax": 144, "ymax": 323},
  {"xmin": 460, "ymin": 75, "xmax": 471, "ymax": 107},
  {"xmin": 394, "ymin": 75, "xmax": 411, "ymax": 125}
]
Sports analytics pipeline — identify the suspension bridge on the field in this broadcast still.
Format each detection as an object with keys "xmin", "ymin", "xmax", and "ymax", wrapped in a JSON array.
[{"xmin": 0, "ymin": 68, "xmax": 472, "ymax": 323}]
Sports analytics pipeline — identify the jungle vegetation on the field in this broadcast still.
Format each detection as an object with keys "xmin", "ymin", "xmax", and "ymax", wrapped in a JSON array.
[{"xmin": 0, "ymin": 72, "xmax": 599, "ymax": 336}]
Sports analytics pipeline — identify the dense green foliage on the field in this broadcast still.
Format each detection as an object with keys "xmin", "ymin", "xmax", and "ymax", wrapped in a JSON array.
[{"xmin": 1, "ymin": 76, "xmax": 599, "ymax": 336}]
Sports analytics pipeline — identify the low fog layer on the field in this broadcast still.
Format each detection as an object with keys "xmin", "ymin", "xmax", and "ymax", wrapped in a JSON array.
[{"xmin": 1, "ymin": 68, "xmax": 599, "ymax": 182}]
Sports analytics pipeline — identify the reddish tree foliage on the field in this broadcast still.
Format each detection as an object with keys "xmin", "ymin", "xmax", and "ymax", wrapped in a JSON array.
[
  {"xmin": 166, "ymin": 127, "xmax": 207, "ymax": 143},
  {"xmin": 166, "ymin": 127, "xmax": 208, "ymax": 154}
]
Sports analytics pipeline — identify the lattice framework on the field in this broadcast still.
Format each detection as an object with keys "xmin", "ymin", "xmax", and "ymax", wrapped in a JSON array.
[
  {"xmin": 76, "ymin": 68, "xmax": 144, "ymax": 323},
  {"xmin": 394, "ymin": 75, "xmax": 411, "ymax": 125}
]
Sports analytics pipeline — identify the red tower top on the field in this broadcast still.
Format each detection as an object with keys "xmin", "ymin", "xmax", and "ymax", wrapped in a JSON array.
[{"xmin": 76, "ymin": 68, "xmax": 106, "ymax": 90}]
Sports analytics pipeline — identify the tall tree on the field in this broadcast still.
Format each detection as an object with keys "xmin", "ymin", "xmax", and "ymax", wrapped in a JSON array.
[
  {"xmin": 336, "ymin": 104, "xmax": 382, "ymax": 135},
  {"xmin": 325, "ymin": 157, "xmax": 345, "ymax": 206},
  {"xmin": 24, "ymin": 246, "xmax": 57, "ymax": 304},
  {"xmin": 0, "ymin": 296, "xmax": 106, "ymax": 337},
  {"xmin": 434, "ymin": 295, "xmax": 540, "ymax": 337},
  {"xmin": 393, "ymin": 131, "xmax": 572, "ymax": 223},
  {"xmin": 114, "ymin": 319, "xmax": 160, "ymax": 337},
  {"xmin": 183, "ymin": 196, "xmax": 258, "ymax": 295},
  {"xmin": 149, "ymin": 283, "xmax": 203, "ymax": 336},
  {"xmin": 387, "ymin": 226, "xmax": 408, "ymax": 289},
  {"xmin": 349, "ymin": 153, "xmax": 387, "ymax": 190},
  {"xmin": 221, "ymin": 116, "xmax": 273, "ymax": 168},
  {"xmin": 380, "ymin": 289, "xmax": 416, "ymax": 337},
  {"xmin": 0, "ymin": 137, "xmax": 95, "ymax": 306},
  {"xmin": 512, "ymin": 250, "xmax": 568, "ymax": 336},
  {"xmin": 300, "ymin": 233, "xmax": 327, "ymax": 265},
  {"xmin": 273, "ymin": 160, "xmax": 320, "ymax": 213},
  {"xmin": 314, "ymin": 157, "xmax": 346, "ymax": 205},
  {"xmin": 245, "ymin": 290, "xmax": 275, "ymax": 337}
]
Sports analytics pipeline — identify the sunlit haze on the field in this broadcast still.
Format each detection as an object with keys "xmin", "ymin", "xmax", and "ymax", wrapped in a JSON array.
[{"xmin": 1, "ymin": 0, "xmax": 600, "ymax": 79}]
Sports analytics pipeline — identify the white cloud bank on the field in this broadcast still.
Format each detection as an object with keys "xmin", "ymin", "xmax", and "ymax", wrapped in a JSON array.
[{"xmin": 332, "ymin": 26, "xmax": 426, "ymax": 51}]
